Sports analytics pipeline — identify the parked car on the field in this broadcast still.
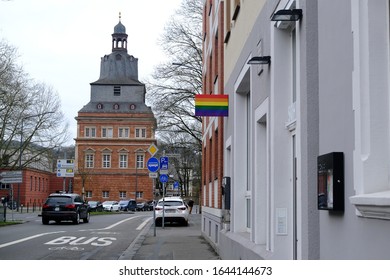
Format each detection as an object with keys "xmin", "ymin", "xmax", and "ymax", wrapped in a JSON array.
[
  {"xmin": 102, "ymin": 201, "xmax": 120, "ymax": 211},
  {"xmin": 119, "ymin": 200, "xmax": 137, "ymax": 211},
  {"xmin": 154, "ymin": 196, "xmax": 189, "ymax": 226},
  {"xmin": 146, "ymin": 200, "xmax": 155, "ymax": 211},
  {"xmin": 88, "ymin": 201, "xmax": 103, "ymax": 212},
  {"xmin": 42, "ymin": 193, "xmax": 90, "ymax": 225},
  {"xmin": 136, "ymin": 202, "xmax": 148, "ymax": 211},
  {"xmin": 7, "ymin": 200, "xmax": 18, "ymax": 210}
]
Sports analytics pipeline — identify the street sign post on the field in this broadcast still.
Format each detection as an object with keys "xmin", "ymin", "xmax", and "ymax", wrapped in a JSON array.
[
  {"xmin": 148, "ymin": 144, "xmax": 158, "ymax": 156},
  {"xmin": 160, "ymin": 156, "xmax": 169, "ymax": 174},
  {"xmin": 57, "ymin": 159, "xmax": 74, "ymax": 192},
  {"xmin": 159, "ymin": 174, "xmax": 169, "ymax": 229},
  {"xmin": 0, "ymin": 171, "xmax": 23, "ymax": 184},
  {"xmin": 147, "ymin": 157, "xmax": 159, "ymax": 173},
  {"xmin": 57, "ymin": 159, "xmax": 75, "ymax": 177},
  {"xmin": 159, "ymin": 174, "xmax": 168, "ymax": 183}
]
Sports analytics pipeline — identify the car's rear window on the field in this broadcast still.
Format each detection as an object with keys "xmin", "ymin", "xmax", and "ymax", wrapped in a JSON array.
[
  {"xmin": 157, "ymin": 200, "xmax": 183, "ymax": 207},
  {"xmin": 46, "ymin": 196, "xmax": 72, "ymax": 205}
]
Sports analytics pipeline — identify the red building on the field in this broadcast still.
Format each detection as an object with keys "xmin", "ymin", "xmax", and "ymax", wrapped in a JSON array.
[
  {"xmin": 73, "ymin": 18, "xmax": 157, "ymax": 203},
  {"xmin": 201, "ymin": 0, "xmax": 226, "ymax": 250}
]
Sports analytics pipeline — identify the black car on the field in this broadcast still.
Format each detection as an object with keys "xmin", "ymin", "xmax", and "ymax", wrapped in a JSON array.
[
  {"xmin": 7, "ymin": 200, "xmax": 18, "ymax": 210},
  {"xmin": 42, "ymin": 193, "xmax": 90, "ymax": 225},
  {"xmin": 119, "ymin": 199, "xmax": 137, "ymax": 211},
  {"xmin": 88, "ymin": 201, "xmax": 103, "ymax": 212},
  {"xmin": 136, "ymin": 200, "xmax": 154, "ymax": 211}
]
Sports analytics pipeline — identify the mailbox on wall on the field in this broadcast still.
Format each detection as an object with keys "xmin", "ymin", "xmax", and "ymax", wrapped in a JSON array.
[
  {"xmin": 317, "ymin": 152, "xmax": 344, "ymax": 211},
  {"xmin": 222, "ymin": 176, "xmax": 231, "ymax": 210}
]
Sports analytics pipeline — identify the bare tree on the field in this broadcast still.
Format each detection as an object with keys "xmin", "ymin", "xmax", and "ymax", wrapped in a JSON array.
[
  {"xmin": 145, "ymin": 0, "xmax": 203, "ymax": 151},
  {"xmin": 0, "ymin": 39, "xmax": 70, "ymax": 170}
]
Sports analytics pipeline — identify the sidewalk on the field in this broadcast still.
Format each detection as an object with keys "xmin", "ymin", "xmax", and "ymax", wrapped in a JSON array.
[
  {"xmin": 1, "ymin": 208, "xmax": 41, "ymax": 222},
  {"xmin": 127, "ymin": 212, "xmax": 220, "ymax": 260}
]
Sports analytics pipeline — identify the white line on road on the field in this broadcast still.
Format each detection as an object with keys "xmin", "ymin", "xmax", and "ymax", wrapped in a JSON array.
[
  {"xmin": 0, "ymin": 231, "xmax": 66, "ymax": 249},
  {"xmin": 103, "ymin": 216, "xmax": 140, "ymax": 230},
  {"xmin": 136, "ymin": 217, "xmax": 152, "ymax": 230}
]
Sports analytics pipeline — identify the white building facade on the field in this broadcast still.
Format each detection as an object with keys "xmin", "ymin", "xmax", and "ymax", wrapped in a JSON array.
[{"xmin": 219, "ymin": 0, "xmax": 390, "ymax": 259}]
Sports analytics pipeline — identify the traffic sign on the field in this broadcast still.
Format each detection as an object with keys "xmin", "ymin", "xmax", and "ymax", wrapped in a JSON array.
[
  {"xmin": 159, "ymin": 174, "xmax": 168, "ymax": 183},
  {"xmin": 0, "ymin": 177, "xmax": 23, "ymax": 184},
  {"xmin": 149, "ymin": 172, "xmax": 158, "ymax": 178},
  {"xmin": 57, "ymin": 159, "xmax": 74, "ymax": 177},
  {"xmin": 173, "ymin": 181, "xmax": 179, "ymax": 189},
  {"xmin": 0, "ymin": 171, "xmax": 23, "ymax": 184},
  {"xmin": 0, "ymin": 171, "xmax": 22, "ymax": 177},
  {"xmin": 148, "ymin": 144, "xmax": 158, "ymax": 156},
  {"xmin": 57, "ymin": 168, "xmax": 74, "ymax": 177},
  {"xmin": 147, "ymin": 157, "xmax": 159, "ymax": 173},
  {"xmin": 160, "ymin": 156, "xmax": 169, "ymax": 170}
]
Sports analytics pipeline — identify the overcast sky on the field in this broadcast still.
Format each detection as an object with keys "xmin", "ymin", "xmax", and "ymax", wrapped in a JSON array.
[{"xmin": 0, "ymin": 0, "xmax": 182, "ymax": 145}]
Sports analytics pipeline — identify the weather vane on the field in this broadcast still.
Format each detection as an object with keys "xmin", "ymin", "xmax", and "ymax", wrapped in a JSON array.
[{"xmin": 119, "ymin": 12, "xmax": 121, "ymax": 22}]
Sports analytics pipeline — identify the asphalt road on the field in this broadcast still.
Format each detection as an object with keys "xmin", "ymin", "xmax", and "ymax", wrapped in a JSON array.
[{"xmin": 0, "ymin": 211, "xmax": 153, "ymax": 260}]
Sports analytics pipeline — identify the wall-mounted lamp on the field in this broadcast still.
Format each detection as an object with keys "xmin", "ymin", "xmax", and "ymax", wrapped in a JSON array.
[
  {"xmin": 271, "ymin": 9, "xmax": 302, "ymax": 21},
  {"xmin": 247, "ymin": 56, "xmax": 271, "ymax": 65}
]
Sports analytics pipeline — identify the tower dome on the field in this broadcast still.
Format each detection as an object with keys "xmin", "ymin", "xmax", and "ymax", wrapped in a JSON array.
[
  {"xmin": 112, "ymin": 13, "xmax": 128, "ymax": 52},
  {"xmin": 114, "ymin": 21, "xmax": 126, "ymax": 34}
]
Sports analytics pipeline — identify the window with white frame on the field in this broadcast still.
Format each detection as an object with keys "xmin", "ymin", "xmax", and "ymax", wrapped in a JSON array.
[
  {"xmin": 136, "ymin": 154, "xmax": 144, "ymax": 169},
  {"xmin": 119, "ymin": 191, "xmax": 126, "ymax": 198},
  {"xmin": 136, "ymin": 191, "xmax": 143, "ymax": 199},
  {"xmin": 234, "ymin": 65, "xmax": 251, "ymax": 232},
  {"xmin": 119, "ymin": 127, "xmax": 129, "ymax": 138},
  {"xmin": 135, "ymin": 127, "xmax": 146, "ymax": 138},
  {"xmin": 85, "ymin": 127, "xmax": 96, "ymax": 138},
  {"xmin": 102, "ymin": 127, "xmax": 113, "ymax": 138},
  {"xmin": 102, "ymin": 191, "xmax": 109, "ymax": 198},
  {"xmin": 0, "ymin": 183, "xmax": 10, "ymax": 189},
  {"xmin": 349, "ymin": 0, "xmax": 390, "ymax": 220},
  {"xmin": 119, "ymin": 154, "xmax": 128, "ymax": 168},
  {"xmin": 86, "ymin": 191, "xmax": 92, "ymax": 198},
  {"xmin": 85, "ymin": 154, "xmax": 94, "ymax": 168},
  {"xmin": 102, "ymin": 154, "xmax": 111, "ymax": 168}
]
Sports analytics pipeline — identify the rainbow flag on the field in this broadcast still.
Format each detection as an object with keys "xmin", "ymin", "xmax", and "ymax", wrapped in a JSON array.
[{"xmin": 195, "ymin": 94, "xmax": 228, "ymax": 117}]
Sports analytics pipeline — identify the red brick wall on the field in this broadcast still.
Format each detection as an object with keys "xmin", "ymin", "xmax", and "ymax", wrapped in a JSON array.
[
  {"xmin": 201, "ymin": 0, "xmax": 225, "ymax": 209},
  {"xmin": 74, "ymin": 110, "xmax": 157, "ymax": 202},
  {"xmin": 0, "ymin": 168, "xmax": 60, "ymax": 208}
]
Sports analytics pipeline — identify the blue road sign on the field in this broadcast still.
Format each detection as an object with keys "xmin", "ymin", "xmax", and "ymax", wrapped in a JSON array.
[
  {"xmin": 160, "ymin": 156, "xmax": 169, "ymax": 170},
  {"xmin": 173, "ymin": 181, "xmax": 179, "ymax": 189},
  {"xmin": 147, "ymin": 157, "xmax": 159, "ymax": 173},
  {"xmin": 160, "ymin": 174, "xmax": 168, "ymax": 183}
]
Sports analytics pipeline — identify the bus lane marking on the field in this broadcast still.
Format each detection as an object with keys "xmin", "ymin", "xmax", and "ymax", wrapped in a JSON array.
[{"xmin": 0, "ymin": 231, "xmax": 66, "ymax": 249}]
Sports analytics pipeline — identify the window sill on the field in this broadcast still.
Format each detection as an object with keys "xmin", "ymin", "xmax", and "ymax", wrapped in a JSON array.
[{"xmin": 349, "ymin": 190, "xmax": 390, "ymax": 220}]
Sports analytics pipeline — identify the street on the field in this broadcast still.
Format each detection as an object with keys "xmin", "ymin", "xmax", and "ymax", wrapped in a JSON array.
[{"xmin": 0, "ymin": 211, "xmax": 152, "ymax": 260}]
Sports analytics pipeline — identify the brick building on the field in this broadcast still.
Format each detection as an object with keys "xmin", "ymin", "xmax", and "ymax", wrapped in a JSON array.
[
  {"xmin": 73, "ymin": 17, "xmax": 157, "ymax": 203},
  {"xmin": 201, "ymin": 0, "xmax": 226, "ymax": 251}
]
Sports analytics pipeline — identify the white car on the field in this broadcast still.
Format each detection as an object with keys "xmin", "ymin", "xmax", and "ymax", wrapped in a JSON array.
[
  {"xmin": 154, "ymin": 196, "xmax": 189, "ymax": 226},
  {"xmin": 102, "ymin": 201, "xmax": 120, "ymax": 212}
]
